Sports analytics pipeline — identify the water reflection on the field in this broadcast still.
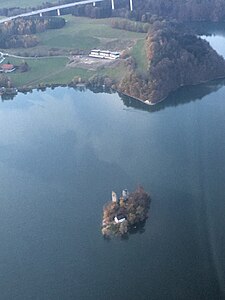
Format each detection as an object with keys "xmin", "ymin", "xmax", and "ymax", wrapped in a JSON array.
[
  {"xmin": 0, "ymin": 85, "xmax": 112, "ymax": 103},
  {"xmin": 0, "ymin": 86, "xmax": 225, "ymax": 299},
  {"xmin": 0, "ymin": 24, "xmax": 225, "ymax": 299},
  {"xmin": 119, "ymin": 78, "xmax": 225, "ymax": 112},
  {"xmin": 3, "ymin": 77, "xmax": 225, "ymax": 115}
]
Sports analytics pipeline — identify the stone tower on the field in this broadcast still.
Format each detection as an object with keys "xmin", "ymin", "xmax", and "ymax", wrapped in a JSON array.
[
  {"xmin": 112, "ymin": 191, "xmax": 118, "ymax": 203},
  {"xmin": 122, "ymin": 189, "xmax": 129, "ymax": 201}
]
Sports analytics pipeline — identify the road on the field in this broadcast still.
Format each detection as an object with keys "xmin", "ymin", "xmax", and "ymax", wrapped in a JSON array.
[{"xmin": 0, "ymin": 0, "xmax": 103, "ymax": 24}]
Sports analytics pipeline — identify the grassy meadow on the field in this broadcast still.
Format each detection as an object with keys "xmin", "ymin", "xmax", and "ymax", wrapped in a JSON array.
[
  {"xmin": 130, "ymin": 39, "xmax": 148, "ymax": 72},
  {"xmin": 8, "ymin": 56, "xmax": 94, "ymax": 87},
  {"xmin": 3, "ymin": 16, "xmax": 146, "ymax": 88},
  {"xmin": 38, "ymin": 16, "xmax": 146, "ymax": 50}
]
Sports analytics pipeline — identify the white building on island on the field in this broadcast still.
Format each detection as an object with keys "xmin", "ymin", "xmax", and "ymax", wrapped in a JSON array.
[{"xmin": 114, "ymin": 214, "xmax": 126, "ymax": 223}]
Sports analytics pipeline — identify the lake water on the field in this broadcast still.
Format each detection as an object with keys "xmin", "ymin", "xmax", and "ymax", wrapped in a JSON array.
[{"xmin": 1, "ymin": 35, "xmax": 225, "ymax": 299}]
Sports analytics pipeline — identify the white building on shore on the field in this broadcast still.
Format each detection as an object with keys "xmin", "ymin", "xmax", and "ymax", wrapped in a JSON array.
[{"xmin": 89, "ymin": 49, "xmax": 120, "ymax": 60}]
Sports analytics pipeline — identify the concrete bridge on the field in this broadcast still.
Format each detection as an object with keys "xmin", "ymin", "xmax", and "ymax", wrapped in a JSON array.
[{"xmin": 0, "ymin": 0, "xmax": 133, "ymax": 23}]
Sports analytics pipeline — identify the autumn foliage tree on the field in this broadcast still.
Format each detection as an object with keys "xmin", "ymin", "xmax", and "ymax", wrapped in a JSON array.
[
  {"xmin": 0, "ymin": 17, "xmax": 65, "ymax": 49},
  {"xmin": 117, "ymin": 20, "xmax": 225, "ymax": 104}
]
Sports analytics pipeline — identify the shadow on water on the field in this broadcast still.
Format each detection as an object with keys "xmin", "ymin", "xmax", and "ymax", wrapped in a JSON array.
[
  {"xmin": 0, "ymin": 84, "xmax": 114, "ymax": 102},
  {"xmin": 2, "ymin": 77, "xmax": 225, "ymax": 114},
  {"xmin": 104, "ymin": 220, "xmax": 147, "ymax": 242},
  {"xmin": 119, "ymin": 78, "xmax": 225, "ymax": 113},
  {"xmin": 1, "ymin": 93, "xmax": 16, "ymax": 101}
]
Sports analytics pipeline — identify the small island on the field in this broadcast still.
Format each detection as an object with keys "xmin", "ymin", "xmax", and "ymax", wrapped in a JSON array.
[{"xmin": 102, "ymin": 187, "xmax": 151, "ymax": 238}]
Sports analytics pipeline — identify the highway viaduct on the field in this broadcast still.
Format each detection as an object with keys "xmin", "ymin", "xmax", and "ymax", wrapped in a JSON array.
[{"xmin": 0, "ymin": 0, "xmax": 133, "ymax": 24}]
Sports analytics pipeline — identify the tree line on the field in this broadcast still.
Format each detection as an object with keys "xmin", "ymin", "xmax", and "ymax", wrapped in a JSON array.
[
  {"xmin": 0, "ymin": 16, "xmax": 65, "ymax": 48},
  {"xmin": 71, "ymin": 0, "xmax": 225, "ymax": 22},
  {"xmin": 110, "ymin": 19, "xmax": 150, "ymax": 33},
  {"xmin": 131, "ymin": 0, "xmax": 225, "ymax": 22}
]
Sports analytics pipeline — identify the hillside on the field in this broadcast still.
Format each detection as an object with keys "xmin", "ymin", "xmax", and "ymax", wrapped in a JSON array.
[
  {"xmin": 1, "ymin": 14, "xmax": 225, "ymax": 105},
  {"xmin": 117, "ymin": 21, "xmax": 225, "ymax": 104}
]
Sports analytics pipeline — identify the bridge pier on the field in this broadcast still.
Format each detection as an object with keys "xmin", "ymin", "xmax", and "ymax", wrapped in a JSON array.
[
  {"xmin": 93, "ymin": 2, "xmax": 96, "ymax": 6},
  {"xmin": 111, "ymin": 0, "xmax": 115, "ymax": 10},
  {"xmin": 40, "ymin": 12, "xmax": 43, "ymax": 17},
  {"xmin": 129, "ymin": 0, "xmax": 133, "ymax": 11},
  {"xmin": 57, "ymin": 8, "xmax": 60, "ymax": 16}
]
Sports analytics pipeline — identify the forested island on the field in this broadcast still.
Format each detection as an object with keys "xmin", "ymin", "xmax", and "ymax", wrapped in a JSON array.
[
  {"xmin": 1, "ymin": 0, "xmax": 225, "ymax": 104},
  {"xmin": 102, "ymin": 187, "xmax": 151, "ymax": 238}
]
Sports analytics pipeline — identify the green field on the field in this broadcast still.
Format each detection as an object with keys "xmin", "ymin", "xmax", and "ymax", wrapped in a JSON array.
[
  {"xmin": 2, "ymin": 16, "xmax": 145, "ymax": 56},
  {"xmin": 4, "ymin": 16, "xmax": 146, "ymax": 88},
  {"xmin": 8, "ymin": 57, "xmax": 93, "ymax": 87},
  {"xmin": 38, "ymin": 16, "xmax": 146, "ymax": 50},
  {"xmin": 130, "ymin": 39, "xmax": 148, "ymax": 72},
  {"xmin": 98, "ymin": 63, "xmax": 127, "ymax": 81},
  {"xmin": 0, "ymin": 0, "xmax": 55, "ymax": 8}
]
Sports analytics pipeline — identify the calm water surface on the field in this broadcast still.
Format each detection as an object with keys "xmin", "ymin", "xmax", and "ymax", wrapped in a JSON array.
[{"xmin": 1, "ymin": 36, "xmax": 225, "ymax": 300}]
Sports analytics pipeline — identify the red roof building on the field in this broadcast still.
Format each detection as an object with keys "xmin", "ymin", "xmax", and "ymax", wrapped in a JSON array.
[{"xmin": 0, "ymin": 64, "xmax": 16, "ymax": 73}]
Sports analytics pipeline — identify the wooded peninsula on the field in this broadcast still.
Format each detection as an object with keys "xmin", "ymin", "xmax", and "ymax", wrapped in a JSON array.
[
  {"xmin": 117, "ymin": 21, "xmax": 225, "ymax": 104},
  {"xmin": 0, "ymin": 0, "xmax": 225, "ymax": 104}
]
